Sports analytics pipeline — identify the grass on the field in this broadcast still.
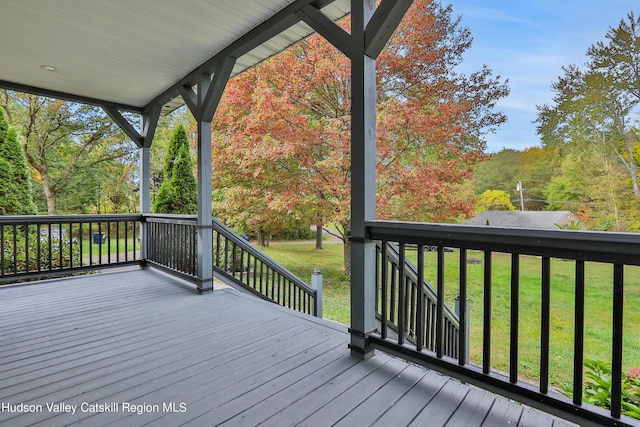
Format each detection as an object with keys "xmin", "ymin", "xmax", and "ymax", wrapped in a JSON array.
[
  {"xmin": 261, "ymin": 241, "xmax": 640, "ymax": 389},
  {"xmin": 261, "ymin": 243, "xmax": 351, "ymax": 323},
  {"xmin": 79, "ymin": 238, "xmax": 138, "ymax": 259}
]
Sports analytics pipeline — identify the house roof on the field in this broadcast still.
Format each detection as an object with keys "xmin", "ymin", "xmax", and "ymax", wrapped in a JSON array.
[
  {"xmin": 466, "ymin": 210, "xmax": 585, "ymax": 229},
  {"xmin": 0, "ymin": 0, "xmax": 350, "ymax": 114}
]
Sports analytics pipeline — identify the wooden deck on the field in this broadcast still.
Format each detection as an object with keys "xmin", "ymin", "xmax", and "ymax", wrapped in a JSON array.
[{"xmin": 0, "ymin": 268, "xmax": 577, "ymax": 427}]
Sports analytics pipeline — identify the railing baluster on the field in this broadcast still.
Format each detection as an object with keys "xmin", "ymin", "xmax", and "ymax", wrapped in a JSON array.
[
  {"xmin": 573, "ymin": 260, "xmax": 585, "ymax": 406},
  {"xmin": 381, "ymin": 240, "xmax": 389, "ymax": 339},
  {"xmin": 58, "ymin": 221, "xmax": 63, "ymax": 268},
  {"xmin": 115, "ymin": 222, "xmax": 119, "ymax": 263},
  {"xmin": 270, "ymin": 270, "xmax": 276, "ymax": 300},
  {"xmin": 540, "ymin": 256, "xmax": 551, "ymax": 394},
  {"xmin": 259, "ymin": 261, "xmax": 264, "ymax": 294},
  {"xmin": 252, "ymin": 256, "xmax": 258, "ymax": 289},
  {"xmin": 483, "ymin": 250, "xmax": 492, "ymax": 374},
  {"xmin": 37, "ymin": 223, "xmax": 42, "ymax": 272},
  {"xmin": 510, "ymin": 253, "xmax": 520, "ymax": 384},
  {"xmin": 192, "ymin": 225, "xmax": 197, "ymax": 275},
  {"xmin": 416, "ymin": 244, "xmax": 424, "ymax": 351},
  {"xmin": 375, "ymin": 245, "xmax": 380, "ymax": 318},
  {"xmin": 133, "ymin": 219, "xmax": 137, "ymax": 260},
  {"xmin": 0, "ymin": 225, "xmax": 4, "ymax": 276},
  {"xmin": 25, "ymin": 224, "xmax": 30, "ymax": 272},
  {"xmin": 98, "ymin": 222, "xmax": 103, "ymax": 265},
  {"xmin": 214, "ymin": 230, "xmax": 221, "ymax": 267},
  {"xmin": 390, "ymin": 260, "xmax": 397, "ymax": 324},
  {"xmin": 223, "ymin": 237, "xmax": 229, "ymax": 271},
  {"xmin": 79, "ymin": 222, "xmax": 84, "ymax": 267},
  {"xmin": 459, "ymin": 248, "xmax": 468, "ymax": 366},
  {"xmin": 46, "ymin": 224, "xmax": 52, "ymax": 271},
  {"xmin": 107, "ymin": 221, "xmax": 112, "ymax": 263},
  {"xmin": 68, "ymin": 222, "xmax": 73, "ymax": 269},
  {"xmin": 124, "ymin": 221, "xmax": 128, "ymax": 262},
  {"xmin": 398, "ymin": 242, "xmax": 406, "ymax": 346},
  {"xmin": 611, "ymin": 264, "xmax": 624, "ymax": 419},
  {"xmin": 436, "ymin": 245, "xmax": 444, "ymax": 358}
]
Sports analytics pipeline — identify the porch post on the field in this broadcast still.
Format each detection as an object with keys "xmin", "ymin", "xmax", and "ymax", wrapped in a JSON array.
[
  {"xmin": 350, "ymin": 0, "xmax": 377, "ymax": 360},
  {"xmin": 138, "ymin": 107, "xmax": 160, "ymax": 263},
  {"xmin": 196, "ymin": 75, "xmax": 214, "ymax": 293},
  {"xmin": 139, "ymin": 144, "xmax": 151, "ymax": 261}
]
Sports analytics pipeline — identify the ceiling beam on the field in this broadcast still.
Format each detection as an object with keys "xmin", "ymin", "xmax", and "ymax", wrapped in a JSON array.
[
  {"xmin": 144, "ymin": 0, "xmax": 342, "ymax": 112},
  {"xmin": 0, "ymin": 80, "xmax": 142, "ymax": 114}
]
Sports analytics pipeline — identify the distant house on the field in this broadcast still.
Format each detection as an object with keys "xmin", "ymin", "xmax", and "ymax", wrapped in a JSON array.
[{"xmin": 467, "ymin": 210, "xmax": 586, "ymax": 230}]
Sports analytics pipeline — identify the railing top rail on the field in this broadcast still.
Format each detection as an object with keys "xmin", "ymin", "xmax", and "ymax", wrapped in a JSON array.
[
  {"xmin": 367, "ymin": 220, "xmax": 640, "ymax": 265},
  {"xmin": 0, "ymin": 214, "xmax": 142, "ymax": 225},
  {"xmin": 143, "ymin": 214, "xmax": 198, "ymax": 226}
]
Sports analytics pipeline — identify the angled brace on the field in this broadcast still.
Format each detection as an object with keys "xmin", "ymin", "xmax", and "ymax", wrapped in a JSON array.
[
  {"xmin": 141, "ymin": 104, "xmax": 161, "ymax": 148},
  {"xmin": 365, "ymin": 0, "xmax": 413, "ymax": 59},
  {"xmin": 178, "ymin": 85, "xmax": 198, "ymax": 119},
  {"xmin": 296, "ymin": 5, "xmax": 352, "ymax": 58},
  {"xmin": 201, "ymin": 56, "xmax": 236, "ymax": 122},
  {"xmin": 103, "ymin": 106, "xmax": 143, "ymax": 147}
]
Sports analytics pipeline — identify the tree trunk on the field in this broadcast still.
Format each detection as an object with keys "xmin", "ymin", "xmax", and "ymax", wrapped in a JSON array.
[
  {"xmin": 258, "ymin": 228, "xmax": 269, "ymax": 247},
  {"xmin": 42, "ymin": 178, "xmax": 57, "ymax": 215},
  {"xmin": 623, "ymin": 134, "xmax": 640, "ymax": 198},
  {"xmin": 343, "ymin": 229, "xmax": 351, "ymax": 278},
  {"xmin": 604, "ymin": 157, "xmax": 622, "ymax": 231},
  {"xmin": 315, "ymin": 224, "xmax": 323, "ymax": 250}
]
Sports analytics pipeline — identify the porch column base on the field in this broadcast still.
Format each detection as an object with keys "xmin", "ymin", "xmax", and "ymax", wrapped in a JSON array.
[
  {"xmin": 349, "ymin": 329, "xmax": 375, "ymax": 360},
  {"xmin": 196, "ymin": 278, "xmax": 214, "ymax": 294}
]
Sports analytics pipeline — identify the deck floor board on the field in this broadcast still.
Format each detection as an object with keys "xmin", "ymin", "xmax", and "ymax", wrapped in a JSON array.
[{"xmin": 0, "ymin": 268, "xmax": 579, "ymax": 427}]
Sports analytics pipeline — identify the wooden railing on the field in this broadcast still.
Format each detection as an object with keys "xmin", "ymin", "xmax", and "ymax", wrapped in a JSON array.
[
  {"xmin": 211, "ymin": 217, "xmax": 318, "ymax": 316},
  {"xmin": 0, "ymin": 214, "xmax": 140, "ymax": 284},
  {"xmin": 375, "ymin": 241, "xmax": 466, "ymax": 362},
  {"xmin": 145, "ymin": 214, "xmax": 198, "ymax": 281},
  {"xmin": 143, "ymin": 214, "xmax": 318, "ymax": 316},
  {"xmin": 366, "ymin": 220, "xmax": 640, "ymax": 427}
]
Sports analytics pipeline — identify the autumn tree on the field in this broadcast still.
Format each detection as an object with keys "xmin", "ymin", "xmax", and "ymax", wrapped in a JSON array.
[
  {"xmin": 211, "ymin": 0, "xmax": 509, "ymax": 274},
  {"xmin": 153, "ymin": 124, "xmax": 197, "ymax": 214},
  {"xmin": 1, "ymin": 91, "xmax": 135, "ymax": 214},
  {"xmin": 0, "ymin": 107, "xmax": 37, "ymax": 215},
  {"xmin": 474, "ymin": 190, "xmax": 515, "ymax": 214}
]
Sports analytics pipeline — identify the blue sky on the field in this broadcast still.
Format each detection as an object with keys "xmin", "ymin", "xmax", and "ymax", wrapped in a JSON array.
[{"xmin": 449, "ymin": 0, "xmax": 637, "ymax": 152}]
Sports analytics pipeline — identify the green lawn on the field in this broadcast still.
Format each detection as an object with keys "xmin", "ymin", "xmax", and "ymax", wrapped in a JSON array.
[
  {"xmin": 261, "ymin": 241, "xmax": 640, "ymax": 389},
  {"xmin": 79, "ymin": 238, "xmax": 138, "ymax": 259},
  {"xmin": 261, "ymin": 243, "xmax": 351, "ymax": 323}
]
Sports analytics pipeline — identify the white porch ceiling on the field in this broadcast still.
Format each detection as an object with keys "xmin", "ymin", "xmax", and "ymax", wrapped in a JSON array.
[{"xmin": 0, "ymin": 0, "xmax": 350, "ymax": 113}]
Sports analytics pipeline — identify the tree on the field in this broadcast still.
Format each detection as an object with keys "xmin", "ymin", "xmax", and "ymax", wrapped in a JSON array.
[
  {"xmin": 1, "ymin": 91, "xmax": 136, "ymax": 214},
  {"xmin": 474, "ymin": 147, "xmax": 557, "ymax": 210},
  {"xmin": 546, "ymin": 150, "xmax": 631, "ymax": 231},
  {"xmin": 153, "ymin": 124, "xmax": 197, "ymax": 214},
  {"xmin": 474, "ymin": 190, "xmax": 515, "ymax": 213},
  {"xmin": 537, "ymin": 13, "xmax": 640, "ymax": 203},
  {"xmin": 210, "ymin": 0, "xmax": 509, "ymax": 274},
  {"xmin": 0, "ymin": 107, "xmax": 37, "ymax": 215}
]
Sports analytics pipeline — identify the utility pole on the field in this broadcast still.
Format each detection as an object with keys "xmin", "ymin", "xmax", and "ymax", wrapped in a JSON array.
[{"xmin": 516, "ymin": 181, "xmax": 525, "ymax": 211}]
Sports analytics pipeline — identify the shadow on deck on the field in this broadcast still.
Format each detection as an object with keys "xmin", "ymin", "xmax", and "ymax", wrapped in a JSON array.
[{"xmin": 0, "ymin": 268, "xmax": 576, "ymax": 426}]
